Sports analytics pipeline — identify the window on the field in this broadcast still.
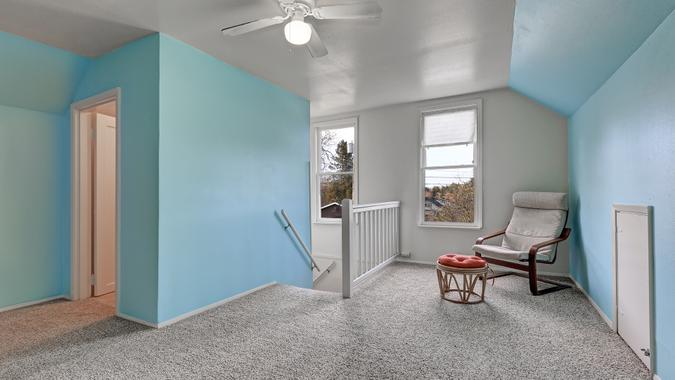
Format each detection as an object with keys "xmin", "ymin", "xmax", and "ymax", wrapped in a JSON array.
[
  {"xmin": 313, "ymin": 118, "xmax": 357, "ymax": 222},
  {"xmin": 419, "ymin": 100, "xmax": 482, "ymax": 228}
]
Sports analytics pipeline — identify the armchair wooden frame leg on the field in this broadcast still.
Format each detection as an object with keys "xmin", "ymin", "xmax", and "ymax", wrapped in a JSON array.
[{"xmin": 476, "ymin": 253, "xmax": 571, "ymax": 296}]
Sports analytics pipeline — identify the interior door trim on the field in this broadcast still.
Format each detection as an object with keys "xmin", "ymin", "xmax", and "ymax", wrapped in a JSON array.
[{"xmin": 70, "ymin": 88, "xmax": 121, "ymax": 310}]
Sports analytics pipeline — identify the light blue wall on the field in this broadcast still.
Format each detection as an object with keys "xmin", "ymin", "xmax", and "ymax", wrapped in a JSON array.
[
  {"xmin": 156, "ymin": 35, "xmax": 311, "ymax": 322},
  {"xmin": 0, "ymin": 105, "xmax": 70, "ymax": 309},
  {"xmin": 0, "ymin": 31, "xmax": 87, "ymax": 310},
  {"xmin": 510, "ymin": 0, "xmax": 675, "ymax": 116},
  {"xmin": 73, "ymin": 34, "xmax": 161, "ymax": 323},
  {"xmin": 0, "ymin": 31, "xmax": 89, "ymax": 114},
  {"xmin": 0, "ymin": 31, "xmax": 310, "ymax": 324},
  {"xmin": 569, "ymin": 10, "xmax": 675, "ymax": 379},
  {"xmin": 0, "ymin": 31, "xmax": 160, "ymax": 322}
]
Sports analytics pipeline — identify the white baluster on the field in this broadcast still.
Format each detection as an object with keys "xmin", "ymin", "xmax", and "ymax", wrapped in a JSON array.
[
  {"xmin": 383, "ymin": 209, "xmax": 387, "ymax": 261},
  {"xmin": 355, "ymin": 212, "xmax": 360, "ymax": 276},
  {"xmin": 375, "ymin": 209, "xmax": 380, "ymax": 267},
  {"xmin": 388, "ymin": 208, "xmax": 392, "ymax": 258},
  {"xmin": 369, "ymin": 210, "xmax": 374, "ymax": 271},
  {"xmin": 359, "ymin": 211, "xmax": 364, "ymax": 275},
  {"xmin": 396, "ymin": 207, "xmax": 400, "ymax": 254},
  {"xmin": 382, "ymin": 209, "xmax": 386, "ymax": 261},
  {"xmin": 387, "ymin": 208, "xmax": 392, "ymax": 258}
]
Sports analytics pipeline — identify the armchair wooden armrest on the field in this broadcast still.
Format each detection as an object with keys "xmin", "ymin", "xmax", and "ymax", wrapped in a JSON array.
[
  {"xmin": 475, "ymin": 229, "xmax": 507, "ymax": 245},
  {"xmin": 528, "ymin": 228, "xmax": 571, "ymax": 258}
]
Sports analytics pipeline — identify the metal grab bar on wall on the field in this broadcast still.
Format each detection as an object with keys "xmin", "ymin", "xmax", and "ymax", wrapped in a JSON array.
[{"xmin": 281, "ymin": 209, "xmax": 320, "ymax": 272}]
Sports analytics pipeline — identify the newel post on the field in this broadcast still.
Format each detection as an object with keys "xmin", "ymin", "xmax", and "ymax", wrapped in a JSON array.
[{"xmin": 341, "ymin": 199, "xmax": 353, "ymax": 298}]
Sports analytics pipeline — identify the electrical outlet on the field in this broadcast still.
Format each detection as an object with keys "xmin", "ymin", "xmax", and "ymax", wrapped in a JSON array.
[{"xmin": 400, "ymin": 251, "xmax": 411, "ymax": 258}]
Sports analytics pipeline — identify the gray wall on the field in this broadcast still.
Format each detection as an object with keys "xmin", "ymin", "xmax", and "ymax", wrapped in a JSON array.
[{"xmin": 312, "ymin": 88, "xmax": 569, "ymax": 274}]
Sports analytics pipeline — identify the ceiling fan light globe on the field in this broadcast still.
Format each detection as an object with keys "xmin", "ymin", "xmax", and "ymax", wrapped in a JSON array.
[{"xmin": 284, "ymin": 20, "xmax": 312, "ymax": 45}]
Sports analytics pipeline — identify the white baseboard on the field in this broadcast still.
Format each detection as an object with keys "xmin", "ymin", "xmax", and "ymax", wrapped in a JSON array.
[
  {"xmin": 155, "ymin": 282, "xmax": 277, "ymax": 328},
  {"xmin": 0, "ymin": 295, "xmax": 65, "ymax": 313},
  {"xmin": 569, "ymin": 276, "xmax": 613, "ymax": 329},
  {"xmin": 117, "ymin": 282, "xmax": 278, "ymax": 329},
  {"xmin": 353, "ymin": 254, "xmax": 399, "ymax": 287},
  {"xmin": 395, "ymin": 257, "xmax": 435, "ymax": 266},
  {"xmin": 116, "ymin": 312, "xmax": 158, "ymax": 328}
]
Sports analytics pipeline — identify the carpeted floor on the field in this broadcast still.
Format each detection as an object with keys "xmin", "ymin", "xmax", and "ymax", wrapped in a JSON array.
[
  {"xmin": 0, "ymin": 263, "xmax": 648, "ymax": 379},
  {"xmin": 0, "ymin": 295, "xmax": 117, "ymax": 361}
]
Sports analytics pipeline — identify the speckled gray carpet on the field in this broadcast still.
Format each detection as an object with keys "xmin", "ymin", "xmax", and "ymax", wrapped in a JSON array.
[{"xmin": 0, "ymin": 263, "xmax": 648, "ymax": 379}]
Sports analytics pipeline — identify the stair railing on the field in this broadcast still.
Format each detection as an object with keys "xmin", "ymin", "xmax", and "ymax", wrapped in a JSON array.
[{"xmin": 342, "ymin": 199, "xmax": 401, "ymax": 298}]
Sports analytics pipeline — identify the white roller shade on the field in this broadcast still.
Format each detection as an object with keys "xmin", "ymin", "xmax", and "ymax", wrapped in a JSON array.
[{"xmin": 423, "ymin": 109, "xmax": 476, "ymax": 146}]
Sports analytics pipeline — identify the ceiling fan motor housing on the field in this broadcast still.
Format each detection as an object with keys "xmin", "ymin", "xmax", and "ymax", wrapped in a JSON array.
[
  {"xmin": 280, "ymin": 0, "xmax": 315, "ymax": 7},
  {"xmin": 279, "ymin": 0, "xmax": 316, "ymax": 18}
]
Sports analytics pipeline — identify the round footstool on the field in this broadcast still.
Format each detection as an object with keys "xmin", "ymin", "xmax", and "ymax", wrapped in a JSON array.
[{"xmin": 436, "ymin": 254, "xmax": 488, "ymax": 304}]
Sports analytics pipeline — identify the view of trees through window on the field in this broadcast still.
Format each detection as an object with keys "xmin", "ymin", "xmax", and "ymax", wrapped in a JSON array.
[
  {"xmin": 424, "ymin": 177, "xmax": 475, "ymax": 223},
  {"xmin": 319, "ymin": 127, "xmax": 354, "ymax": 219}
]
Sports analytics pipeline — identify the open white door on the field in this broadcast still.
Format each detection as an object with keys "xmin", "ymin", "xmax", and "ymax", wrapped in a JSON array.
[
  {"xmin": 93, "ymin": 113, "xmax": 117, "ymax": 296},
  {"xmin": 614, "ymin": 205, "xmax": 652, "ymax": 370},
  {"xmin": 76, "ymin": 112, "xmax": 95, "ymax": 299}
]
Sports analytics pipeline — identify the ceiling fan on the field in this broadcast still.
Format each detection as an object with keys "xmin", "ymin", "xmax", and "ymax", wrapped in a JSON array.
[{"xmin": 221, "ymin": 0, "xmax": 382, "ymax": 58}]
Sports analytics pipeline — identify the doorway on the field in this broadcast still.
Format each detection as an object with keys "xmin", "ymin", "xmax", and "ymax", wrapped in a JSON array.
[{"xmin": 70, "ymin": 89, "xmax": 120, "ymax": 311}]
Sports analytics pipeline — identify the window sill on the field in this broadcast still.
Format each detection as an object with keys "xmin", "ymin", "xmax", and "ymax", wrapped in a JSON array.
[{"xmin": 417, "ymin": 223, "xmax": 482, "ymax": 230}]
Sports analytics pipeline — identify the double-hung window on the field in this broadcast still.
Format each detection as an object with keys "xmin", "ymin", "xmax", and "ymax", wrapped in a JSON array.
[
  {"xmin": 419, "ymin": 99, "xmax": 482, "ymax": 228},
  {"xmin": 313, "ymin": 118, "xmax": 357, "ymax": 222}
]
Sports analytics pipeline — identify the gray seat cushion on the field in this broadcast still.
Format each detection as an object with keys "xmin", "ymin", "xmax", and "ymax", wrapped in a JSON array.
[
  {"xmin": 475, "ymin": 192, "xmax": 567, "ymax": 263},
  {"xmin": 472, "ymin": 244, "xmax": 552, "ymax": 262}
]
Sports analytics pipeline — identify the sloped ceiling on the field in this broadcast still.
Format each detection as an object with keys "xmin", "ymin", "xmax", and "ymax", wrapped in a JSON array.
[
  {"xmin": 0, "ymin": 0, "xmax": 515, "ymax": 117},
  {"xmin": 509, "ymin": 0, "xmax": 675, "ymax": 116},
  {"xmin": 0, "ymin": 31, "xmax": 89, "ymax": 114}
]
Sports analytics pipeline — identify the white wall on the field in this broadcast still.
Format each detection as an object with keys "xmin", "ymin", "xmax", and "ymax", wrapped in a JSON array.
[{"xmin": 311, "ymin": 88, "xmax": 569, "ymax": 274}]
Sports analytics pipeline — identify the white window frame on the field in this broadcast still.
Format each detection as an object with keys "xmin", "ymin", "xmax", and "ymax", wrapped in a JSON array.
[
  {"xmin": 311, "ymin": 117, "xmax": 359, "ymax": 224},
  {"xmin": 418, "ymin": 99, "xmax": 483, "ymax": 229}
]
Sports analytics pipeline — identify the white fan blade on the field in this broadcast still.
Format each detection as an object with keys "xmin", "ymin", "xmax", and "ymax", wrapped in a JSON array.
[
  {"xmin": 312, "ymin": 2, "xmax": 382, "ymax": 20},
  {"xmin": 222, "ymin": 16, "xmax": 286, "ymax": 36},
  {"xmin": 306, "ymin": 24, "xmax": 328, "ymax": 58}
]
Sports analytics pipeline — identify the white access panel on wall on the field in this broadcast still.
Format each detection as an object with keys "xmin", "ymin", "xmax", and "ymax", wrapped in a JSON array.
[{"xmin": 612, "ymin": 204, "xmax": 653, "ymax": 370}]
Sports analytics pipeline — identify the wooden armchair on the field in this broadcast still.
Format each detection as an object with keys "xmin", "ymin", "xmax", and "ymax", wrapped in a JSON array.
[{"xmin": 473, "ymin": 192, "xmax": 571, "ymax": 295}]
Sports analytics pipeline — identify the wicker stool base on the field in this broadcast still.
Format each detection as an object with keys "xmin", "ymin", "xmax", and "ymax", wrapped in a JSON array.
[{"xmin": 436, "ymin": 263, "xmax": 488, "ymax": 304}]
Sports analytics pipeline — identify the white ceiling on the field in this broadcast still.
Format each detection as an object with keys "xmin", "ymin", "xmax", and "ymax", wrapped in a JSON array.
[{"xmin": 0, "ymin": 0, "xmax": 515, "ymax": 117}]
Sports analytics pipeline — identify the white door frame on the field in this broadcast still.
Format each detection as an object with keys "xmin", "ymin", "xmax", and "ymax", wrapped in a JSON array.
[
  {"xmin": 70, "ymin": 88, "xmax": 121, "ymax": 308},
  {"xmin": 611, "ymin": 204, "xmax": 655, "ymax": 372}
]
